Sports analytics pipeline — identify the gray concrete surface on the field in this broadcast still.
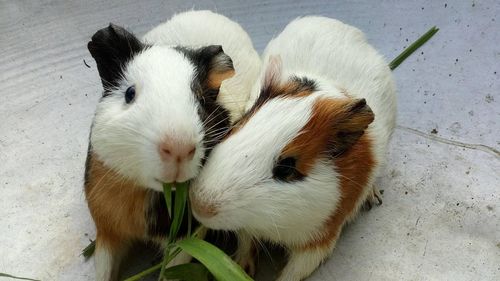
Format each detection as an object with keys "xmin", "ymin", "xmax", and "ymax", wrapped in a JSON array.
[{"xmin": 1, "ymin": 0, "xmax": 499, "ymax": 280}]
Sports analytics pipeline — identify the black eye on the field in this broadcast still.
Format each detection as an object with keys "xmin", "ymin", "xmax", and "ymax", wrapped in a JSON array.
[
  {"xmin": 125, "ymin": 86, "xmax": 136, "ymax": 104},
  {"xmin": 272, "ymin": 157, "xmax": 304, "ymax": 182}
]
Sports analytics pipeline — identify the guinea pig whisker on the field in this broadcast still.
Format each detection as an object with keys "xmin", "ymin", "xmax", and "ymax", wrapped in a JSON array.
[
  {"xmin": 205, "ymin": 125, "xmax": 230, "ymax": 134},
  {"xmin": 203, "ymin": 115, "xmax": 230, "ymax": 132},
  {"xmin": 204, "ymin": 128, "xmax": 229, "ymax": 139},
  {"xmin": 203, "ymin": 108, "xmax": 228, "ymax": 125},
  {"xmin": 251, "ymin": 234, "xmax": 274, "ymax": 265},
  {"xmin": 115, "ymin": 125, "xmax": 154, "ymax": 142},
  {"xmin": 202, "ymin": 105, "xmax": 224, "ymax": 125},
  {"xmin": 202, "ymin": 105, "xmax": 227, "ymax": 126},
  {"xmin": 203, "ymin": 134, "xmax": 227, "ymax": 144},
  {"xmin": 336, "ymin": 174, "xmax": 365, "ymax": 189}
]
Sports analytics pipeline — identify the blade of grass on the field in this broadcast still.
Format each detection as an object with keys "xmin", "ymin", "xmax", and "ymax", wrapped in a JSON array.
[
  {"xmin": 389, "ymin": 26, "xmax": 439, "ymax": 70},
  {"xmin": 124, "ymin": 263, "xmax": 162, "ymax": 281},
  {"xmin": 187, "ymin": 193, "xmax": 193, "ymax": 236},
  {"xmin": 159, "ymin": 181, "xmax": 189, "ymax": 279},
  {"xmin": 158, "ymin": 244, "xmax": 174, "ymax": 280},
  {"xmin": 125, "ymin": 247, "xmax": 184, "ymax": 281},
  {"xmin": 163, "ymin": 182, "xmax": 173, "ymax": 218},
  {"xmin": 0, "ymin": 273, "xmax": 40, "ymax": 281},
  {"xmin": 163, "ymin": 263, "xmax": 209, "ymax": 281},
  {"xmin": 176, "ymin": 237, "xmax": 253, "ymax": 281},
  {"xmin": 169, "ymin": 182, "xmax": 189, "ymax": 240},
  {"xmin": 82, "ymin": 240, "xmax": 95, "ymax": 259}
]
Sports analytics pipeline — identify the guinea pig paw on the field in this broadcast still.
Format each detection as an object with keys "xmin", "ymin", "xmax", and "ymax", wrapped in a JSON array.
[
  {"xmin": 236, "ymin": 254, "xmax": 257, "ymax": 277},
  {"xmin": 363, "ymin": 186, "xmax": 383, "ymax": 211}
]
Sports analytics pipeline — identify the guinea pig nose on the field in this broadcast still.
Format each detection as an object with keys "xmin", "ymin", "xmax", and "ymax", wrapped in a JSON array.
[
  {"xmin": 191, "ymin": 197, "xmax": 218, "ymax": 219},
  {"xmin": 159, "ymin": 139, "xmax": 196, "ymax": 162}
]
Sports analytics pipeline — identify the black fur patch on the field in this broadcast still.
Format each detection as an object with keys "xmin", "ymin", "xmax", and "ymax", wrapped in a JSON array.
[
  {"xmin": 87, "ymin": 24, "xmax": 145, "ymax": 94},
  {"xmin": 175, "ymin": 46, "xmax": 233, "ymax": 160},
  {"xmin": 329, "ymin": 99, "xmax": 374, "ymax": 157},
  {"xmin": 289, "ymin": 75, "xmax": 318, "ymax": 93},
  {"xmin": 146, "ymin": 190, "xmax": 199, "ymax": 238}
]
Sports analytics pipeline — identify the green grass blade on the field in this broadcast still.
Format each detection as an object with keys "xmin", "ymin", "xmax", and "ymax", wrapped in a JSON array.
[
  {"xmin": 176, "ymin": 237, "xmax": 253, "ymax": 281},
  {"xmin": 163, "ymin": 263, "xmax": 209, "ymax": 281},
  {"xmin": 187, "ymin": 193, "xmax": 193, "ymax": 236},
  {"xmin": 124, "ymin": 263, "xmax": 162, "ymax": 281},
  {"xmin": 169, "ymin": 182, "xmax": 189, "ymax": 240},
  {"xmin": 163, "ymin": 182, "xmax": 173, "ymax": 218},
  {"xmin": 389, "ymin": 26, "xmax": 439, "ymax": 70},
  {"xmin": 82, "ymin": 240, "xmax": 95, "ymax": 259},
  {"xmin": 0, "ymin": 273, "xmax": 40, "ymax": 281},
  {"xmin": 159, "ymin": 181, "xmax": 188, "ymax": 279},
  {"xmin": 125, "ymin": 247, "xmax": 184, "ymax": 281}
]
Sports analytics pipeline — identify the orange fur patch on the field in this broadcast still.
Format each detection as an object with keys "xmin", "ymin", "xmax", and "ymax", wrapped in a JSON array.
[
  {"xmin": 300, "ymin": 134, "xmax": 375, "ymax": 250},
  {"xmin": 278, "ymin": 97, "xmax": 375, "ymax": 251},
  {"xmin": 281, "ymin": 97, "xmax": 373, "ymax": 175},
  {"xmin": 207, "ymin": 69, "xmax": 235, "ymax": 89},
  {"xmin": 85, "ymin": 153, "xmax": 148, "ymax": 249}
]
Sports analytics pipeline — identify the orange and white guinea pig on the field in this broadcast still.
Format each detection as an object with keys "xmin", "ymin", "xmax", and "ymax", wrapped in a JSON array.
[{"xmin": 189, "ymin": 16, "xmax": 397, "ymax": 281}]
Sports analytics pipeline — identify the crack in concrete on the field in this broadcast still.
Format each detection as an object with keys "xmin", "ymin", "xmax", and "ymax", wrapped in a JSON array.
[{"xmin": 396, "ymin": 126, "xmax": 500, "ymax": 159}]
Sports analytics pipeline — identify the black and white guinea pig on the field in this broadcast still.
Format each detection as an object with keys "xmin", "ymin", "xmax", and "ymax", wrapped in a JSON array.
[
  {"xmin": 190, "ymin": 16, "xmax": 397, "ymax": 281},
  {"xmin": 84, "ymin": 10, "xmax": 260, "ymax": 281}
]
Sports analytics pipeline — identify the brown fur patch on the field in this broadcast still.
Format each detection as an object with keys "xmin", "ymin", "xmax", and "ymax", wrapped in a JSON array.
[
  {"xmin": 300, "ymin": 134, "xmax": 375, "ymax": 250},
  {"xmin": 85, "ymin": 153, "xmax": 148, "ymax": 248},
  {"xmin": 275, "ymin": 97, "xmax": 375, "ymax": 250},
  {"xmin": 281, "ymin": 98, "xmax": 374, "ymax": 176},
  {"xmin": 207, "ymin": 69, "xmax": 235, "ymax": 89}
]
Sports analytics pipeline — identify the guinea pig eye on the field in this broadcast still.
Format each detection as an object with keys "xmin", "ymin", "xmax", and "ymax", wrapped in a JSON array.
[
  {"xmin": 272, "ymin": 157, "xmax": 304, "ymax": 182},
  {"xmin": 125, "ymin": 86, "xmax": 136, "ymax": 104}
]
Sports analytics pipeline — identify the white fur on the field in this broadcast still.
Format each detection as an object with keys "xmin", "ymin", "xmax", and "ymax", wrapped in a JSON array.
[
  {"xmin": 277, "ymin": 245, "xmax": 333, "ymax": 281},
  {"xmin": 143, "ymin": 10, "xmax": 262, "ymax": 122},
  {"xmin": 191, "ymin": 16, "xmax": 397, "ymax": 280},
  {"xmin": 91, "ymin": 46, "xmax": 203, "ymax": 191},
  {"xmin": 94, "ymin": 246, "xmax": 121, "ymax": 281}
]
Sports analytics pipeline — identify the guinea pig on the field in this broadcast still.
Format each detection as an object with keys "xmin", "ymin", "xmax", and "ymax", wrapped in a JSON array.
[
  {"xmin": 84, "ymin": 11, "xmax": 260, "ymax": 281},
  {"xmin": 189, "ymin": 16, "xmax": 397, "ymax": 281}
]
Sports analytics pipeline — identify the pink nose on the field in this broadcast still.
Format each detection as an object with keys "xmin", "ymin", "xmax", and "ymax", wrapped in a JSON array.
[
  {"xmin": 191, "ymin": 196, "xmax": 218, "ymax": 219},
  {"xmin": 159, "ymin": 139, "xmax": 196, "ymax": 163}
]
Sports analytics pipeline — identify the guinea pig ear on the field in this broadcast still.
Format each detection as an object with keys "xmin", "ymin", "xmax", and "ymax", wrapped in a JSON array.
[
  {"xmin": 329, "ymin": 98, "xmax": 375, "ymax": 156},
  {"xmin": 194, "ymin": 45, "xmax": 235, "ymax": 96},
  {"xmin": 263, "ymin": 55, "xmax": 283, "ymax": 90},
  {"xmin": 87, "ymin": 23, "xmax": 144, "ymax": 91}
]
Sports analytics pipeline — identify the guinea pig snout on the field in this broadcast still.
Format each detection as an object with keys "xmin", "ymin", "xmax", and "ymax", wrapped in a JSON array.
[
  {"xmin": 158, "ymin": 138, "xmax": 196, "ymax": 163},
  {"xmin": 190, "ymin": 194, "xmax": 219, "ymax": 219}
]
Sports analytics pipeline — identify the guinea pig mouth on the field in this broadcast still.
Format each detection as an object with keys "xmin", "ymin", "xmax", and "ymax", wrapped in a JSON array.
[{"xmin": 155, "ymin": 178, "xmax": 166, "ymax": 184}]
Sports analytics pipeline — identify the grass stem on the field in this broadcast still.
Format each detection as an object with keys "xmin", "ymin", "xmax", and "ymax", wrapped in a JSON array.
[{"xmin": 389, "ymin": 26, "xmax": 439, "ymax": 70}]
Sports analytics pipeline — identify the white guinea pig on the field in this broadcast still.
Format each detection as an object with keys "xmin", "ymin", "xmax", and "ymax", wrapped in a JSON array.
[
  {"xmin": 190, "ymin": 16, "xmax": 396, "ymax": 281},
  {"xmin": 84, "ymin": 11, "xmax": 260, "ymax": 281}
]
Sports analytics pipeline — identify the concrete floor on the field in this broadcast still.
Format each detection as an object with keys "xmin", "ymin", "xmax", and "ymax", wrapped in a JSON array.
[{"xmin": 1, "ymin": 0, "xmax": 499, "ymax": 280}]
